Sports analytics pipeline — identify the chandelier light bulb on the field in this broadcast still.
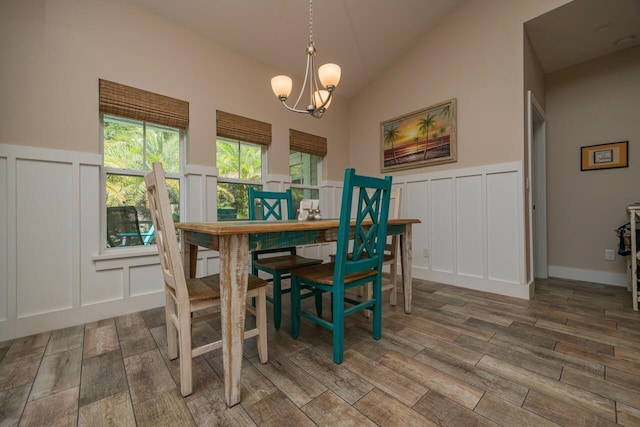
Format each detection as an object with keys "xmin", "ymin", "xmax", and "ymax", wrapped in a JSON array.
[
  {"xmin": 318, "ymin": 63, "xmax": 341, "ymax": 88},
  {"xmin": 313, "ymin": 90, "xmax": 332, "ymax": 110},
  {"xmin": 271, "ymin": 75, "xmax": 293, "ymax": 99}
]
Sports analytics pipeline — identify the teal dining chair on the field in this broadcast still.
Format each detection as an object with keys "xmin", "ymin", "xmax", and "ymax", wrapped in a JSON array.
[
  {"xmin": 290, "ymin": 168, "xmax": 393, "ymax": 363},
  {"xmin": 248, "ymin": 188, "xmax": 323, "ymax": 330}
]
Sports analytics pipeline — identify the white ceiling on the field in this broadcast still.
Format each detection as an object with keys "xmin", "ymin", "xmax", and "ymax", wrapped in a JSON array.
[
  {"xmin": 124, "ymin": 0, "xmax": 462, "ymax": 98},
  {"xmin": 525, "ymin": 0, "xmax": 640, "ymax": 73},
  {"xmin": 124, "ymin": 0, "xmax": 640, "ymax": 99}
]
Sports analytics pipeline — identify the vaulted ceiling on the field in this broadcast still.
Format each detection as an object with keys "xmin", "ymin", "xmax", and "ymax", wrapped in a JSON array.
[{"xmin": 124, "ymin": 0, "xmax": 640, "ymax": 98}]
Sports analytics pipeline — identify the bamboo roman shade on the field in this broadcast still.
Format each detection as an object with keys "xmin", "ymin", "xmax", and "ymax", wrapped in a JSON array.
[
  {"xmin": 99, "ymin": 79, "xmax": 189, "ymax": 129},
  {"xmin": 289, "ymin": 129, "xmax": 327, "ymax": 157},
  {"xmin": 216, "ymin": 110, "xmax": 272, "ymax": 146}
]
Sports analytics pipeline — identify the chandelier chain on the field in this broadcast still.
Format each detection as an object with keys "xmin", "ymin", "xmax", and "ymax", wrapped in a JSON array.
[{"xmin": 309, "ymin": 0, "xmax": 314, "ymax": 44}]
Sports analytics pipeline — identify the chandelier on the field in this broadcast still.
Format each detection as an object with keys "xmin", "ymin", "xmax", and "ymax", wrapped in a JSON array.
[{"xmin": 270, "ymin": 0, "xmax": 341, "ymax": 119}]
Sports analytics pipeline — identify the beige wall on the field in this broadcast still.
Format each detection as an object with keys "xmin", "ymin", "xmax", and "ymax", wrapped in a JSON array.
[
  {"xmin": 524, "ymin": 33, "xmax": 547, "ymax": 110},
  {"xmin": 546, "ymin": 45, "xmax": 640, "ymax": 276},
  {"xmin": 348, "ymin": 0, "xmax": 570, "ymax": 178},
  {"xmin": 0, "ymin": 0, "xmax": 350, "ymax": 181}
]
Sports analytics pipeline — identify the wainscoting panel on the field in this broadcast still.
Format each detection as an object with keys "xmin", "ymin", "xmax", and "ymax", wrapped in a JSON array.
[
  {"xmin": 16, "ymin": 159, "xmax": 74, "ymax": 317},
  {"xmin": 431, "ymin": 178, "xmax": 455, "ymax": 274},
  {"xmin": 406, "ymin": 180, "xmax": 429, "ymax": 270},
  {"xmin": 130, "ymin": 264, "xmax": 164, "ymax": 297},
  {"xmin": 486, "ymin": 171, "xmax": 522, "ymax": 284},
  {"xmin": 456, "ymin": 174, "xmax": 484, "ymax": 278}
]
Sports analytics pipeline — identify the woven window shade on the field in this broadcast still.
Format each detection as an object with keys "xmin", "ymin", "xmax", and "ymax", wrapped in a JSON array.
[
  {"xmin": 216, "ymin": 110, "xmax": 272, "ymax": 146},
  {"xmin": 289, "ymin": 129, "xmax": 327, "ymax": 157},
  {"xmin": 99, "ymin": 79, "xmax": 189, "ymax": 129}
]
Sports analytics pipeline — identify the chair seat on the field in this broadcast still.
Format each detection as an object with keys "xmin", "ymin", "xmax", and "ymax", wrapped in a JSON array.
[
  {"xmin": 253, "ymin": 254, "xmax": 323, "ymax": 272},
  {"xmin": 184, "ymin": 274, "xmax": 268, "ymax": 303},
  {"xmin": 293, "ymin": 262, "xmax": 377, "ymax": 285}
]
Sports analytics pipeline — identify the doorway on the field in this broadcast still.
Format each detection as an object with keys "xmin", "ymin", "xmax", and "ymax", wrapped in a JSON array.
[{"xmin": 528, "ymin": 91, "xmax": 548, "ymax": 279}]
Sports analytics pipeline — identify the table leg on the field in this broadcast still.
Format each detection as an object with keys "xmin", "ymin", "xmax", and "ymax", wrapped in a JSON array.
[
  {"xmin": 400, "ymin": 224, "xmax": 413, "ymax": 314},
  {"xmin": 181, "ymin": 231, "xmax": 198, "ymax": 278},
  {"xmin": 219, "ymin": 234, "xmax": 249, "ymax": 406}
]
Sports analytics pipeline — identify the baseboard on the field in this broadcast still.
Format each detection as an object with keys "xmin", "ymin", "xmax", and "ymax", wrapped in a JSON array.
[
  {"xmin": 412, "ymin": 266, "xmax": 533, "ymax": 299},
  {"xmin": 548, "ymin": 265, "xmax": 628, "ymax": 287}
]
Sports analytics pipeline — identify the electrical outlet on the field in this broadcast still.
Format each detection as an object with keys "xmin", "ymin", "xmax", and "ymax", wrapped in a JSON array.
[
  {"xmin": 604, "ymin": 249, "xmax": 616, "ymax": 261},
  {"xmin": 423, "ymin": 248, "xmax": 429, "ymax": 258}
]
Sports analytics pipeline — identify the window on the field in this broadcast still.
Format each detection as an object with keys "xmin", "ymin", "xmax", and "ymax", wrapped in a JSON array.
[
  {"xmin": 289, "ymin": 129, "xmax": 327, "ymax": 212},
  {"xmin": 289, "ymin": 151, "xmax": 321, "ymax": 210},
  {"xmin": 215, "ymin": 111, "xmax": 272, "ymax": 220},
  {"xmin": 216, "ymin": 138, "xmax": 264, "ymax": 220},
  {"xmin": 99, "ymin": 79, "xmax": 189, "ymax": 249},
  {"xmin": 103, "ymin": 115, "xmax": 182, "ymax": 247}
]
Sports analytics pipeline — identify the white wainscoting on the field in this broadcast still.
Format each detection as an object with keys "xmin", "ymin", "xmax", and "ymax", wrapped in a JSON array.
[
  {"xmin": 393, "ymin": 162, "xmax": 532, "ymax": 299},
  {"xmin": 0, "ymin": 144, "xmax": 169, "ymax": 341},
  {"xmin": 0, "ymin": 143, "xmax": 531, "ymax": 341}
]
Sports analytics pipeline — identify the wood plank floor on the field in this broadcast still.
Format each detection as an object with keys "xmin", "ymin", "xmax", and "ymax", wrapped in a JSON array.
[{"xmin": 2, "ymin": 277, "xmax": 640, "ymax": 426}]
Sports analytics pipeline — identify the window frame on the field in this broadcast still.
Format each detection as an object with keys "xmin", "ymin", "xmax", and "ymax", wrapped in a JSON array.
[
  {"xmin": 289, "ymin": 150, "xmax": 322, "ymax": 210},
  {"xmin": 100, "ymin": 113, "xmax": 185, "ymax": 253},
  {"xmin": 216, "ymin": 137, "xmax": 267, "ymax": 220}
]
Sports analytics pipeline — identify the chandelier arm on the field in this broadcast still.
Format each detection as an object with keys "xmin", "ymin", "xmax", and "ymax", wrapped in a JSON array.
[
  {"xmin": 313, "ymin": 88, "xmax": 334, "ymax": 111},
  {"xmin": 308, "ymin": 52, "xmax": 318, "ymax": 110},
  {"xmin": 279, "ymin": 99, "xmax": 314, "ymax": 115},
  {"xmin": 289, "ymin": 46, "xmax": 313, "ymax": 111}
]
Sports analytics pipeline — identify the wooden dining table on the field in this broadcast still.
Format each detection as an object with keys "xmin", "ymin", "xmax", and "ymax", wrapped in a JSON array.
[{"xmin": 175, "ymin": 217, "xmax": 420, "ymax": 407}]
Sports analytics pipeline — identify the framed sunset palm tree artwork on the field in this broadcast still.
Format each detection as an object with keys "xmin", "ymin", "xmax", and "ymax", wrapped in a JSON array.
[{"xmin": 380, "ymin": 98, "xmax": 457, "ymax": 172}]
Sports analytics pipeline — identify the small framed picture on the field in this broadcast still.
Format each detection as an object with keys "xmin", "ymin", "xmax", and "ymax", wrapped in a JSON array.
[{"xmin": 580, "ymin": 141, "xmax": 628, "ymax": 171}]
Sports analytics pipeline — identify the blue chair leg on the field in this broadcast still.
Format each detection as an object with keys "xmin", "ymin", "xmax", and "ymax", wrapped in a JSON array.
[
  {"xmin": 372, "ymin": 278, "xmax": 382, "ymax": 340},
  {"xmin": 273, "ymin": 272, "xmax": 282, "ymax": 330},
  {"xmin": 332, "ymin": 288, "xmax": 344, "ymax": 363},
  {"xmin": 291, "ymin": 277, "xmax": 301, "ymax": 339},
  {"xmin": 314, "ymin": 292, "xmax": 323, "ymax": 316}
]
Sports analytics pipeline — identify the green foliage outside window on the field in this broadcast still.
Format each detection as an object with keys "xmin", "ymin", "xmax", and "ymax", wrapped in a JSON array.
[
  {"xmin": 289, "ymin": 151, "xmax": 320, "ymax": 213},
  {"xmin": 216, "ymin": 138, "xmax": 262, "ymax": 220},
  {"xmin": 104, "ymin": 116, "xmax": 180, "ymax": 246}
]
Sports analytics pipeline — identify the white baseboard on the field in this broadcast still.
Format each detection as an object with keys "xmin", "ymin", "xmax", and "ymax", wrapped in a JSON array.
[
  {"xmin": 412, "ymin": 266, "xmax": 533, "ymax": 299},
  {"xmin": 548, "ymin": 265, "xmax": 628, "ymax": 287}
]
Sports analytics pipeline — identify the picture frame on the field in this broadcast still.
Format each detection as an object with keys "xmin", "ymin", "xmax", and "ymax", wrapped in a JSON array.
[
  {"xmin": 381, "ymin": 98, "xmax": 457, "ymax": 172},
  {"xmin": 580, "ymin": 141, "xmax": 628, "ymax": 171}
]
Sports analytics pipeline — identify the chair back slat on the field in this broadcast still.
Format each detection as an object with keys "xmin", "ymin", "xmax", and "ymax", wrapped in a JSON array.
[
  {"xmin": 145, "ymin": 162, "xmax": 186, "ymax": 299},
  {"xmin": 248, "ymin": 188, "xmax": 295, "ymax": 221},
  {"xmin": 335, "ymin": 169, "xmax": 392, "ymax": 281}
]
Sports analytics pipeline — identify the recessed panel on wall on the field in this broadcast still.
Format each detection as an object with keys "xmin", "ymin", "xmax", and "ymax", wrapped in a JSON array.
[
  {"xmin": 486, "ymin": 171, "xmax": 520, "ymax": 283},
  {"xmin": 431, "ymin": 178, "xmax": 454, "ymax": 273},
  {"xmin": 186, "ymin": 174, "xmax": 202, "ymax": 222},
  {"xmin": 17, "ymin": 159, "xmax": 73, "ymax": 317},
  {"xmin": 406, "ymin": 181, "xmax": 429, "ymax": 269},
  {"xmin": 206, "ymin": 176, "xmax": 217, "ymax": 222},
  {"xmin": 456, "ymin": 175, "xmax": 484, "ymax": 277},
  {"xmin": 0, "ymin": 157, "xmax": 7, "ymax": 320},
  {"xmin": 129, "ymin": 264, "xmax": 163, "ymax": 297},
  {"xmin": 83, "ymin": 269, "xmax": 125, "ymax": 305},
  {"xmin": 206, "ymin": 256, "xmax": 220, "ymax": 276}
]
